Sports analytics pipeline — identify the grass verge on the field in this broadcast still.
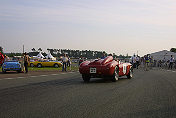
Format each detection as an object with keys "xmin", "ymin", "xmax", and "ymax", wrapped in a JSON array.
[{"xmin": 28, "ymin": 66, "xmax": 79, "ymax": 72}]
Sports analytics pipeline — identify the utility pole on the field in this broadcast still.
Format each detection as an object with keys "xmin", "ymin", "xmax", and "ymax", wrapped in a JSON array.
[{"xmin": 23, "ymin": 45, "xmax": 24, "ymax": 53}]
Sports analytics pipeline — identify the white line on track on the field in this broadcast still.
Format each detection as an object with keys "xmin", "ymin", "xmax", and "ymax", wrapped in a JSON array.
[
  {"xmin": 167, "ymin": 70, "xmax": 172, "ymax": 72},
  {"xmin": 0, "ymin": 79, "xmax": 3, "ymax": 81},
  {"xmin": 51, "ymin": 74, "xmax": 59, "ymax": 76},
  {"xmin": 172, "ymin": 71, "xmax": 176, "ymax": 73},
  {"xmin": 40, "ymin": 75, "xmax": 48, "ymax": 77},
  {"xmin": 61, "ymin": 73, "xmax": 66, "ymax": 74},
  {"xmin": 17, "ymin": 77, "xmax": 25, "ymax": 79},
  {"xmin": 30, "ymin": 76, "xmax": 37, "ymax": 78},
  {"xmin": 4, "ymin": 78, "xmax": 14, "ymax": 80}
]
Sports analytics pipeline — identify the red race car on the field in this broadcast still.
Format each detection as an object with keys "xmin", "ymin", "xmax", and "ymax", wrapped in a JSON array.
[{"xmin": 79, "ymin": 56, "xmax": 133, "ymax": 82}]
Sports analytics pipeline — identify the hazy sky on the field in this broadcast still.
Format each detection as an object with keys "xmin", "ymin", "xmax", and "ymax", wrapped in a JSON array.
[{"xmin": 0, "ymin": 0, "xmax": 176, "ymax": 56}]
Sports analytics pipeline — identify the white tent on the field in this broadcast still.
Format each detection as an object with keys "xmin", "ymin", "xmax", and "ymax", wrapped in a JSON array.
[
  {"xmin": 150, "ymin": 50, "xmax": 176, "ymax": 61},
  {"xmin": 36, "ymin": 52, "xmax": 45, "ymax": 59},
  {"xmin": 46, "ymin": 53, "xmax": 56, "ymax": 60}
]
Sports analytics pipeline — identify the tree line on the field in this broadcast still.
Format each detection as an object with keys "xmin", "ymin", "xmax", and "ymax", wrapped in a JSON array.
[
  {"xmin": 29, "ymin": 48, "xmax": 131, "ymax": 59},
  {"xmin": 170, "ymin": 48, "xmax": 176, "ymax": 53}
]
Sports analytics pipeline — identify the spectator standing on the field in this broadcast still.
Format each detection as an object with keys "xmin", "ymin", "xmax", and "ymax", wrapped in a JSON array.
[
  {"xmin": 67, "ymin": 56, "xmax": 71, "ymax": 67},
  {"xmin": 158, "ymin": 60, "xmax": 162, "ymax": 68},
  {"xmin": 19, "ymin": 56, "xmax": 25, "ymax": 73},
  {"xmin": 4, "ymin": 55, "xmax": 9, "ymax": 62},
  {"xmin": 145, "ymin": 55, "xmax": 150, "ymax": 71},
  {"xmin": 78, "ymin": 55, "xmax": 84, "ymax": 66},
  {"xmin": 24, "ymin": 52, "xmax": 30, "ymax": 73},
  {"xmin": 62, "ymin": 54, "xmax": 68, "ymax": 72},
  {"xmin": 67, "ymin": 56, "xmax": 72, "ymax": 71},
  {"xmin": 132, "ymin": 55, "xmax": 136, "ymax": 68},
  {"xmin": 149, "ymin": 56, "xmax": 154, "ymax": 69},
  {"xmin": 140, "ymin": 57, "xmax": 145, "ymax": 69},
  {"xmin": 101, "ymin": 53, "xmax": 106, "ymax": 59},
  {"xmin": 136, "ymin": 55, "xmax": 140, "ymax": 69},
  {"xmin": 168, "ymin": 55, "xmax": 174, "ymax": 69}
]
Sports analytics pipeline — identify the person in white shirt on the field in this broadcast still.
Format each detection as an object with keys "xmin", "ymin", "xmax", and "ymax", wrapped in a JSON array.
[
  {"xmin": 168, "ymin": 55, "xmax": 174, "ymax": 69},
  {"xmin": 136, "ymin": 55, "xmax": 140, "ymax": 69},
  {"xmin": 132, "ymin": 55, "xmax": 137, "ymax": 68},
  {"xmin": 62, "ymin": 54, "xmax": 68, "ymax": 72}
]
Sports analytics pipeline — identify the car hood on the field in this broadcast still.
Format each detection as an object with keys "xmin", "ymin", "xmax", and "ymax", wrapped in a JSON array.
[{"xmin": 3, "ymin": 61, "xmax": 20, "ymax": 65}]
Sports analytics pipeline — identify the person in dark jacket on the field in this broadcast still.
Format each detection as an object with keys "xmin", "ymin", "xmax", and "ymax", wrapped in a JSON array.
[{"xmin": 24, "ymin": 52, "xmax": 30, "ymax": 73}]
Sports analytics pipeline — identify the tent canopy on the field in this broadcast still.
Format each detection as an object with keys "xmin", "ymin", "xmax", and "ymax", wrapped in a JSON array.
[
  {"xmin": 45, "ymin": 52, "xmax": 56, "ymax": 60},
  {"xmin": 46, "ymin": 53, "xmax": 54, "ymax": 59},
  {"xmin": 36, "ymin": 52, "xmax": 45, "ymax": 59},
  {"xmin": 150, "ymin": 50, "xmax": 176, "ymax": 61}
]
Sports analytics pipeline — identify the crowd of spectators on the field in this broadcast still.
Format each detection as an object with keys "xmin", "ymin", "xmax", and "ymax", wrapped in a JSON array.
[{"xmin": 131, "ymin": 55, "xmax": 176, "ymax": 71}]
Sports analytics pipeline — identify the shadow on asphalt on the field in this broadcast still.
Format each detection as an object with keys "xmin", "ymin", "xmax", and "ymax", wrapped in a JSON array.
[
  {"xmin": 0, "ymin": 71, "xmax": 19, "ymax": 74},
  {"xmin": 87, "ymin": 77, "xmax": 129, "ymax": 84},
  {"xmin": 125, "ymin": 105, "xmax": 176, "ymax": 118}
]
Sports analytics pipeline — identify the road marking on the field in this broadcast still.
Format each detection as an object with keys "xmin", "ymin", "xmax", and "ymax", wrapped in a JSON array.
[
  {"xmin": 172, "ymin": 71, "xmax": 176, "ymax": 73},
  {"xmin": 17, "ymin": 77, "xmax": 25, "ymax": 79},
  {"xmin": 40, "ymin": 75, "xmax": 48, "ymax": 77},
  {"xmin": 51, "ymin": 74, "xmax": 59, "ymax": 76},
  {"xmin": 61, "ymin": 73, "xmax": 66, "ymax": 74},
  {"xmin": 0, "ymin": 79, "xmax": 3, "ymax": 81},
  {"xmin": 5, "ymin": 78, "xmax": 14, "ymax": 80},
  {"xmin": 167, "ymin": 70, "xmax": 171, "ymax": 72},
  {"xmin": 30, "ymin": 76, "xmax": 37, "ymax": 78}
]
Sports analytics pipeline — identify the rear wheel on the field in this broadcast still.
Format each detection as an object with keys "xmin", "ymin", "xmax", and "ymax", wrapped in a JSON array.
[
  {"xmin": 54, "ymin": 64, "xmax": 59, "ymax": 68},
  {"xmin": 2, "ymin": 69, "xmax": 6, "ymax": 73},
  {"xmin": 111, "ymin": 66, "xmax": 119, "ymax": 82},
  {"xmin": 37, "ymin": 63, "xmax": 42, "ymax": 68},
  {"xmin": 82, "ymin": 74, "xmax": 90, "ymax": 82},
  {"xmin": 30, "ymin": 63, "xmax": 34, "ymax": 67},
  {"xmin": 127, "ymin": 68, "xmax": 133, "ymax": 79},
  {"xmin": 17, "ymin": 69, "xmax": 22, "ymax": 73}
]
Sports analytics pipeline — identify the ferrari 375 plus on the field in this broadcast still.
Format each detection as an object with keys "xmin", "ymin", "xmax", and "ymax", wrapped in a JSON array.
[{"xmin": 79, "ymin": 56, "xmax": 133, "ymax": 82}]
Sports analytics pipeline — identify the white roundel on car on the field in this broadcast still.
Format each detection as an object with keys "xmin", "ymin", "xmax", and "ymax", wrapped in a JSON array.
[{"xmin": 123, "ymin": 64, "xmax": 127, "ymax": 74}]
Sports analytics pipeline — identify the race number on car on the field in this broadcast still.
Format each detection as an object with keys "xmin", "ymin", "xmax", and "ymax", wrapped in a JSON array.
[{"xmin": 90, "ymin": 68, "xmax": 96, "ymax": 73}]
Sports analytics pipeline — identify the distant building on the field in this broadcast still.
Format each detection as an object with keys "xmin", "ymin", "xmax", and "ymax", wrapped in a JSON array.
[{"xmin": 150, "ymin": 50, "xmax": 176, "ymax": 61}]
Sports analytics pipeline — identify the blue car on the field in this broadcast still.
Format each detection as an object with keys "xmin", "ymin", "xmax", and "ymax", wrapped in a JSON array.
[{"xmin": 2, "ymin": 61, "xmax": 22, "ymax": 73}]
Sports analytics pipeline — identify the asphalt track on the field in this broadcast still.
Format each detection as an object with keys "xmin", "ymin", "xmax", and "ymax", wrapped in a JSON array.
[{"xmin": 0, "ymin": 68, "xmax": 176, "ymax": 118}]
